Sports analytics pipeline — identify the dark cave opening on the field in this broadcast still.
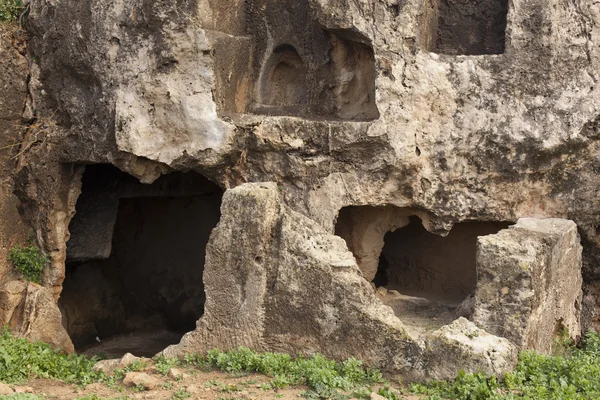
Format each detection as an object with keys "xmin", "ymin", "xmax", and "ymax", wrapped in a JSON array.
[
  {"xmin": 335, "ymin": 206, "xmax": 509, "ymax": 336},
  {"xmin": 426, "ymin": 0, "xmax": 509, "ymax": 55},
  {"xmin": 60, "ymin": 165, "xmax": 223, "ymax": 357}
]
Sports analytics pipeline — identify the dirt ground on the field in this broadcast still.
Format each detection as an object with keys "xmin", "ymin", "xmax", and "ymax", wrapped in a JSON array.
[
  {"xmin": 7, "ymin": 364, "xmax": 423, "ymax": 400},
  {"xmin": 15, "ymin": 370, "xmax": 305, "ymax": 400}
]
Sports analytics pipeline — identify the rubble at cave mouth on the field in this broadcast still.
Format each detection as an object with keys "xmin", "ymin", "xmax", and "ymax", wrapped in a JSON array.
[{"xmin": 59, "ymin": 164, "xmax": 223, "ymax": 356}]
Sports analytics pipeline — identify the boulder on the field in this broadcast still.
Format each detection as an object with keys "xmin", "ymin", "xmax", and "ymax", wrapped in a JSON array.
[
  {"xmin": 164, "ymin": 183, "xmax": 422, "ymax": 373},
  {"xmin": 123, "ymin": 372, "xmax": 161, "ymax": 390},
  {"xmin": 474, "ymin": 219, "xmax": 583, "ymax": 353},
  {"xmin": 93, "ymin": 353, "xmax": 143, "ymax": 375},
  {"xmin": 0, "ymin": 281, "xmax": 74, "ymax": 353},
  {"xmin": 426, "ymin": 318, "xmax": 518, "ymax": 380}
]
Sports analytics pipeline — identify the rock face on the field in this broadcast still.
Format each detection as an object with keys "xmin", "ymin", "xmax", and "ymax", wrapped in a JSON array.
[
  {"xmin": 0, "ymin": 281, "xmax": 74, "ymax": 352},
  {"xmin": 0, "ymin": 27, "xmax": 29, "ymax": 285},
  {"xmin": 0, "ymin": 0, "xmax": 598, "ymax": 378},
  {"xmin": 163, "ymin": 183, "xmax": 519, "ymax": 377},
  {"xmin": 163, "ymin": 183, "xmax": 424, "ymax": 373},
  {"xmin": 474, "ymin": 218, "xmax": 583, "ymax": 353}
]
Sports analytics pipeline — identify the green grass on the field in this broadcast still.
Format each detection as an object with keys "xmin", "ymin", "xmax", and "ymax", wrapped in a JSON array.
[
  {"xmin": 0, "ymin": 0, "xmax": 23, "ymax": 24},
  {"xmin": 2, "ymin": 327, "xmax": 600, "ymax": 399},
  {"xmin": 0, "ymin": 327, "xmax": 102, "ymax": 385}
]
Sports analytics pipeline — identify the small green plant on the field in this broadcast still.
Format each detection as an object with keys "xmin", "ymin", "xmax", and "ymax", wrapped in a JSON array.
[
  {"xmin": 218, "ymin": 384, "xmax": 241, "ymax": 393},
  {"xmin": 154, "ymin": 355, "xmax": 179, "ymax": 376},
  {"xmin": 351, "ymin": 386, "xmax": 372, "ymax": 399},
  {"xmin": 181, "ymin": 353, "xmax": 211, "ymax": 371},
  {"xmin": 0, "ymin": 0, "xmax": 23, "ymax": 24},
  {"xmin": 377, "ymin": 386, "xmax": 402, "ymax": 400},
  {"xmin": 204, "ymin": 379, "xmax": 220, "ymax": 388},
  {"xmin": 132, "ymin": 384, "xmax": 146, "ymax": 392},
  {"xmin": 171, "ymin": 388, "xmax": 191, "ymax": 400},
  {"xmin": 124, "ymin": 359, "xmax": 147, "ymax": 372},
  {"xmin": 7, "ymin": 244, "xmax": 48, "ymax": 284}
]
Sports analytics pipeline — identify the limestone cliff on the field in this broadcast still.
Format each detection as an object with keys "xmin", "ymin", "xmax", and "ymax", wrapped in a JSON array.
[{"xmin": 0, "ymin": 0, "xmax": 598, "ymax": 375}]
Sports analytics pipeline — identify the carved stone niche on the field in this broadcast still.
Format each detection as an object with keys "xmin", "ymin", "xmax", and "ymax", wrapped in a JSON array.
[{"xmin": 211, "ymin": 0, "xmax": 380, "ymax": 121}]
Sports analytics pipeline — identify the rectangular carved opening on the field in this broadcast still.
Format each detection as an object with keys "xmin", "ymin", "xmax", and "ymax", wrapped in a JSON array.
[{"xmin": 426, "ymin": 0, "xmax": 509, "ymax": 55}]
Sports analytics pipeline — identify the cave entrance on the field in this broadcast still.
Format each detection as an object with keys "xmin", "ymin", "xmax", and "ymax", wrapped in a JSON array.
[
  {"xmin": 60, "ymin": 165, "xmax": 223, "ymax": 357},
  {"xmin": 335, "ymin": 206, "xmax": 508, "ymax": 337}
]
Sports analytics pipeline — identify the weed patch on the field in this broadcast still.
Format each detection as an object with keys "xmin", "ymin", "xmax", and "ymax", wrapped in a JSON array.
[
  {"xmin": 0, "ymin": 0, "xmax": 23, "ymax": 24},
  {"xmin": 7, "ymin": 244, "xmax": 48, "ymax": 284},
  {"xmin": 199, "ymin": 347, "xmax": 385, "ymax": 397}
]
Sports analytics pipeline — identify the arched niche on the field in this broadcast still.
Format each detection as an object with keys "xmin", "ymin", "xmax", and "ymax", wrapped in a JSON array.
[{"xmin": 260, "ymin": 44, "xmax": 308, "ymax": 108}]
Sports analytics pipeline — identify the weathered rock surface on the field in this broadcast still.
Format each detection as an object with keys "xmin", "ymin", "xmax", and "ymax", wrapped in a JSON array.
[
  {"xmin": 425, "ymin": 318, "xmax": 518, "ymax": 380},
  {"xmin": 474, "ymin": 218, "xmax": 583, "ymax": 353},
  {"xmin": 163, "ymin": 183, "xmax": 422, "ymax": 373},
  {"xmin": 0, "ymin": 27, "xmax": 29, "ymax": 284},
  {"xmin": 167, "ymin": 368, "xmax": 188, "ymax": 380},
  {"xmin": 93, "ymin": 353, "xmax": 142, "ymax": 375},
  {"xmin": 0, "ymin": 280, "xmax": 74, "ymax": 352},
  {"xmin": 163, "ymin": 183, "xmax": 517, "ymax": 377},
  {"xmin": 123, "ymin": 372, "xmax": 161, "ymax": 390}
]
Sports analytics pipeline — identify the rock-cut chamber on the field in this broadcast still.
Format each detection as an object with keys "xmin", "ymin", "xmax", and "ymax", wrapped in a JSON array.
[
  {"xmin": 335, "ymin": 206, "xmax": 508, "ymax": 337},
  {"xmin": 59, "ymin": 165, "xmax": 223, "ymax": 357}
]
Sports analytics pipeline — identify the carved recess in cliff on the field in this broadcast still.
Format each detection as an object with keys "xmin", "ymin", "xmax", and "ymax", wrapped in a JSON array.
[
  {"xmin": 60, "ymin": 165, "xmax": 223, "ymax": 356},
  {"xmin": 213, "ymin": 0, "xmax": 379, "ymax": 120},
  {"xmin": 335, "ymin": 206, "xmax": 509, "ymax": 336},
  {"xmin": 422, "ymin": 0, "xmax": 509, "ymax": 55}
]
